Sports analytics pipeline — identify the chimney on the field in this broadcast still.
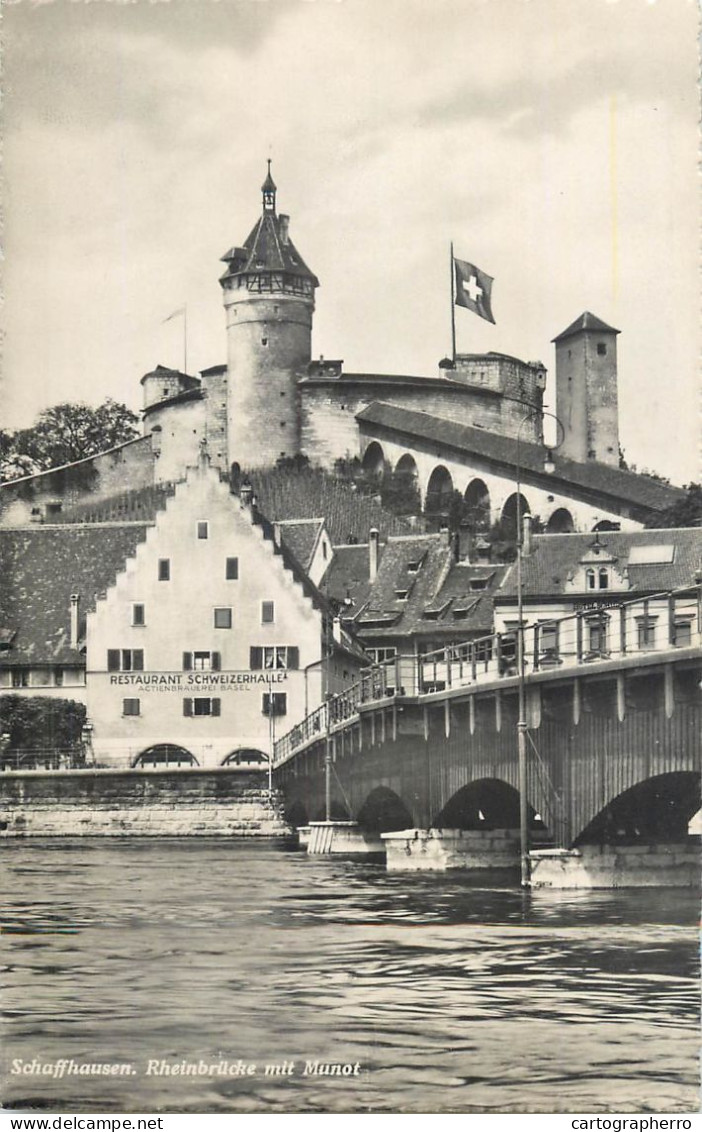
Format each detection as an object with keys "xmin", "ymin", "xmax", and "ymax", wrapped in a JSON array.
[
  {"xmin": 522, "ymin": 514, "xmax": 534, "ymax": 556},
  {"xmin": 279, "ymin": 214, "xmax": 290, "ymax": 245},
  {"xmin": 70, "ymin": 594, "xmax": 80, "ymax": 650},
  {"xmin": 332, "ymin": 615, "xmax": 342, "ymax": 644},
  {"xmin": 369, "ymin": 528, "xmax": 380, "ymax": 582}
]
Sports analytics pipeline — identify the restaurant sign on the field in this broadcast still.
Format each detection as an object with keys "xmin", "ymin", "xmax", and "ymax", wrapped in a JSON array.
[{"xmin": 108, "ymin": 671, "xmax": 288, "ymax": 693}]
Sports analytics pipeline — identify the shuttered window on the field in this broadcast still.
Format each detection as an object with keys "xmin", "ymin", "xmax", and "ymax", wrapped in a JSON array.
[
  {"xmin": 250, "ymin": 646, "xmax": 298, "ymax": 670},
  {"xmin": 182, "ymin": 652, "xmax": 221, "ymax": 671},
  {"xmin": 184, "ymin": 697, "xmax": 221, "ymax": 717},
  {"xmin": 107, "ymin": 649, "xmax": 144, "ymax": 672}
]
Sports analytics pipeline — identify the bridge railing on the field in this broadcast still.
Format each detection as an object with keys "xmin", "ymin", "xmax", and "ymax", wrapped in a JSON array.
[{"xmin": 273, "ymin": 584, "xmax": 701, "ymax": 767}]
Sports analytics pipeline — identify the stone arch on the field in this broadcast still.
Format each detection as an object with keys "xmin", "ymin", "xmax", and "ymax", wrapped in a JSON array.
[
  {"xmin": 221, "ymin": 748, "xmax": 269, "ymax": 766},
  {"xmin": 284, "ymin": 799, "xmax": 309, "ymax": 828},
  {"xmin": 500, "ymin": 492, "xmax": 530, "ymax": 541},
  {"xmin": 592, "ymin": 519, "xmax": 621, "ymax": 533},
  {"xmin": 133, "ymin": 744, "xmax": 199, "ymax": 769},
  {"xmin": 356, "ymin": 786, "xmax": 414, "ymax": 833},
  {"xmin": 546, "ymin": 507, "xmax": 575, "ymax": 534},
  {"xmin": 463, "ymin": 477, "xmax": 491, "ymax": 530},
  {"xmin": 433, "ymin": 778, "xmax": 545, "ymax": 833},
  {"xmin": 575, "ymin": 771, "xmax": 700, "ymax": 846},
  {"xmin": 361, "ymin": 441, "xmax": 387, "ymax": 484},
  {"xmin": 425, "ymin": 465, "xmax": 454, "ymax": 516},
  {"xmin": 384, "ymin": 452, "xmax": 422, "ymax": 515}
]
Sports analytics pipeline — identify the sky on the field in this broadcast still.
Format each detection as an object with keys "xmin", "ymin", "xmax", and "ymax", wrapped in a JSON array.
[{"xmin": 1, "ymin": 0, "xmax": 699, "ymax": 484}]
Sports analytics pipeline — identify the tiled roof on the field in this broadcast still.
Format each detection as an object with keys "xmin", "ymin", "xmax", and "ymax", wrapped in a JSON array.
[
  {"xmin": 0, "ymin": 524, "xmax": 151, "ymax": 665},
  {"xmin": 299, "ymin": 371, "xmax": 481, "ymax": 392},
  {"xmin": 497, "ymin": 528, "xmax": 702, "ymax": 600},
  {"xmin": 276, "ymin": 518, "xmax": 325, "ymax": 572},
  {"xmin": 321, "ymin": 533, "xmax": 506, "ymax": 642},
  {"xmin": 52, "ymin": 483, "xmax": 177, "ymax": 525},
  {"xmin": 142, "ymin": 387, "xmax": 204, "ymax": 417},
  {"xmin": 245, "ymin": 465, "xmax": 414, "ymax": 546},
  {"xmin": 139, "ymin": 364, "xmax": 201, "ymax": 389},
  {"xmin": 220, "ymin": 214, "xmax": 318, "ymax": 285},
  {"xmin": 357, "ymin": 402, "xmax": 684, "ymax": 515},
  {"xmin": 552, "ymin": 311, "xmax": 620, "ymax": 343}
]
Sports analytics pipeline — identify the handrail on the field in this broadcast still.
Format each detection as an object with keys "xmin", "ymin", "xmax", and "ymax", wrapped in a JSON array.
[{"xmin": 273, "ymin": 582, "xmax": 701, "ymax": 767}]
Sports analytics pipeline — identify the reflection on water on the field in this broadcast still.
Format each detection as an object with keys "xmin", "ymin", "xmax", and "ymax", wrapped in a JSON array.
[{"xmin": 1, "ymin": 839, "xmax": 698, "ymax": 1113}]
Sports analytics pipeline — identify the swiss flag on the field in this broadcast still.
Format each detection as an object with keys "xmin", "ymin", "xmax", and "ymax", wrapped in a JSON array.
[{"xmin": 454, "ymin": 258, "xmax": 496, "ymax": 324}]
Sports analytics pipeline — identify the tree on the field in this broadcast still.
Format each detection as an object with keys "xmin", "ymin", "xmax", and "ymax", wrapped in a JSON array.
[
  {"xmin": 645, "ymin": 483, "xmax": 702, "ymax": 529},
  {"xmin": 381, "ymin": 466, "xmax": 421, "ymax": 516},
  {"xmin": 2, "ymin": 400, "xmax": 139, "ymax": 480}
]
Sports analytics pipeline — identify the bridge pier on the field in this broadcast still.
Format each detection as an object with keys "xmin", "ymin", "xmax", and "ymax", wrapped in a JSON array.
[
  {"xmin": 382, "ymin": 828, "xmax": 520, "ymax": 872},
  {"xmin": 529, "ymin": 842, "xmax": 700, "ymax": 888},
  {"xmin": 306, "ymin": 821, "xmax": 384, "ymax": 857}
]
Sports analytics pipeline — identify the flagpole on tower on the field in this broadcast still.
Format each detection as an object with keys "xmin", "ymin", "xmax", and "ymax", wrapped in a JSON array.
[
  {"xmin": 450, "ymin": 241, "xmax": 457, "ymax": 365},
  {"xmin": 183, "ymin": 305, "xmax": 188, "ymax": 375}
]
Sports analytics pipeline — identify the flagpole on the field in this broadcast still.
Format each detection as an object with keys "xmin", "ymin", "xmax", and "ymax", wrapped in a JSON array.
[
  {"xmin": 183, "ymin": 305, "xmax": 188, "ymax": 375},
  {"xmin": 450, "ymin": 242, "xmax": 456, "ymax": 365}
]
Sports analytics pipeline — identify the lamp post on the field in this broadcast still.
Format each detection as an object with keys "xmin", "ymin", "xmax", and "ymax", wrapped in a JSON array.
[{"xmin": 514, "ymin": 409, "xmax": 563, "ymax": 888}]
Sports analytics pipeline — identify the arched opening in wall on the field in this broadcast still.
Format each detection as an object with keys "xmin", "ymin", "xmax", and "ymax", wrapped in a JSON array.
[
  {"xmin": 361, "ymin": 442, "xmax": 387, "ymax": 489},
  {"xmin": 500, "ymin": 492, "xmax": 530, "ymax": 542},
  {"xmin": 463, "ymin": 478, "xmax": 491, "ymax": 532},
  {"xmin": 433, "ymin": 777, "xmax": 546, "ymax": 834},
  {"xmin": 133, "ymin": 744, "xmax": 199, "ymax": 769},
  {"xmin": 424, "ymin": 465, "xmax": 454, "ymax": 518},
  {"xmin": 546, "ymin": 507, "xmax": 575, "ymax": 534},
  {"xmin": 311, "ymin": 800, "xmax": 352, "ymax": 822},
  {"xmin": 575, "ymin": 771, "xmax": 700, "ymax": 846},
  {"xmin": 221, "ymin": 748, "xmax": 269, "ymax": 767},
  {"xmin": 592, "ymin": 519, "xmax": 621, "ymax": 533},
  {"xmin": 382, "ymin": 453, "xmax": 421, "ymax": 516},
  {"xmin": 356, "ymin": 786, "xmax": 413, "ymax": 833}
]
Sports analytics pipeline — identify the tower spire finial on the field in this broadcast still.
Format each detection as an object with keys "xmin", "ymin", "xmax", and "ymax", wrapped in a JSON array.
[{"xmin": 262, "ymin": 160, "xmax": 277, "ymax": 213}]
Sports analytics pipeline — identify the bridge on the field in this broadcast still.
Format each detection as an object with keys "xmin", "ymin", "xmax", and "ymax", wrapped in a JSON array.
[{"xmin": 273, "ymin": 585, "xmax": 702, "ymax": 885}]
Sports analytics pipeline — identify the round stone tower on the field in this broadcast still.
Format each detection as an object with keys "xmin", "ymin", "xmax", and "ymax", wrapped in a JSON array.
[{"xmin": 219, "ymin": 165, "xmax": 319, "ymax": 469}]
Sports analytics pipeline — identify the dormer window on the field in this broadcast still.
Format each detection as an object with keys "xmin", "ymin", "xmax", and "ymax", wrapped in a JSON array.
[
  {"xmin": 586, "ymin": 568, "xmax": 596, "ymax": 590},
  {"xmin": 598, "ymin": 568, "xmax": 609, "ymax": 590}
]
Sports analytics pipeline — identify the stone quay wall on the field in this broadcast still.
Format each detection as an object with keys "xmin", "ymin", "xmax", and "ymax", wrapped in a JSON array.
[{"xmin": 0, "ymin": 767, "xmax": 291, "ymax": 838}]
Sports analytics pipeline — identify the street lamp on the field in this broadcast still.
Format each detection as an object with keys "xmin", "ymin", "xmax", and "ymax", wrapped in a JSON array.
[{"xmin": 515, "ymin": 409, "xmax": 564, "ymax": 888}]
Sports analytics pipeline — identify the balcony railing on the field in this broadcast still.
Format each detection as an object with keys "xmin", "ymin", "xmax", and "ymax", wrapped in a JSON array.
[{"xmin": 273, "ymin": 584, "xmax": 701, "ymax": 767}]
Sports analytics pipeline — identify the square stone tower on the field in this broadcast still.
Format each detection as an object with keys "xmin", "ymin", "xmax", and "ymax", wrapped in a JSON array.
[{"xmin": 553, "ymin": 311, "xmax": 620, "ymax": 466}]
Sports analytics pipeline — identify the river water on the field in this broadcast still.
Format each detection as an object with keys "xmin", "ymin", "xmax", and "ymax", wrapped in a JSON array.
[{"xmin": 1, "ymin": 839, "xmax": 699, "ymax": 1114}]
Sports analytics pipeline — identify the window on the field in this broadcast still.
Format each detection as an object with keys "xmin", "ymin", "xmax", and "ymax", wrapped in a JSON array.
[
  {"xmin": 586, "ymin": 568, "xmax": 596, "ymax": 590},
  {"xmin": 123, "ymin": 698, "xmax": 140, "ymax": 717},
  {"xmin": 197, "ymin": 521, "xmax": 209, "ymax": 540},
  {"xmin": 262, "ymin": 692, "xmax": 287, "ymax": 717},
  {"xmin": 366, "ymin": 647, "xmax": 397, "ymax": 664},
  {"xmin": 213, "ymin": 608, "xmax": 232, "ymax": 629},
  {"xmin": 225, "ymin": 557, "xmax": 239, "ymax": 580},
  {"xmin": 673, "ymin": 619, "xmax": 693, "ymax": 648},
  {"xmin": 183, "ymin": 651, "xmax": 221, "ymax": 671},
  {"xmin": 250, "ymin": 646, "xmax": 299, "ymax": 670},
  {"xmin": 598, "ymin": 568, "xmax": 609, "ymax": 590},
  {"xmin": 261, "ymin": 601, "xmax": 275, "ymax": 624},
  {"xmin": 183, "ymin": 697, "xmax": 221, "ymax": 717},
  {"xmin": 12, "ymin": 671, "xmax": 29, "ymax": 688},
  {"xmin": 597, "ymin": 342, "xmax": 607, "ymax": 356},
  {"xmin": 158, "ymin": 559, "xmax": 171, "ymax": 581},
  {"xmin": 107, "ymin": 649, "xmax": 144, "ymax": 672},
  {"xmin": 54, "ymin": 668, "xmax": 63, "ymax": 687},
  {"xmin": 132, "ymin": 604, "xmax": 145, "ymax": 626},
  {"xmin": 587, "ymin": 615, "xmax": 609, "ymax": 656},
  {"xmin": 539, "ymin": 622, "xmax": 559, "ymax": 660},
  {"xmin": 636, "ymin": 616, "xmax": 657, "ymax": 651}
]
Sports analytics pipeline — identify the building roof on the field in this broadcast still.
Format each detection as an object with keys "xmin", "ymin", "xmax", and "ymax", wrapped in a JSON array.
[
  {"xmin": 496, "ymin": 528, "xmax": 702, "ymax": 601},
  {"xmin": 357, "ymin": 401, "xmax": 684, "ymax": 516},
  {"xmin": 140, "ymin": 364, "xmax": 201, "ymax": 389},
  {"xmin": 142, "ymin": 387, "xmax": 204, "ymax": 417},
  {"xmin": 220, "ymin": 214, "xmax": 318, "ymax": 286},
  {"xmin": 275, "ymin": 518, "xmax": 325, "ymax": 573},
  {"xmin": 552, "ymin": 311, "xmax": 620, "ymax": 343},
  {"xmin": 245, "ymin": 465, "xmax": 414, "ymax": 546},
  {"xmin": 52, "ymin": 483, "xmax": 178, "ymax": 525},
  {"xmin": 299, "ymin": 370, "xmax": 493, "ymax": 392},
  {"xmin": 0, "ymin": 524, "xmax": 152, "ymax": 666},
  {"xmin": 321, "ymin": 533, "xmax": 506, "ymax": 642}
]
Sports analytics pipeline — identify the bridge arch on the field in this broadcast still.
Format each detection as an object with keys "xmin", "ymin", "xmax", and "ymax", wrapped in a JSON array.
[
  {"xmin": 433, "ymin": 778, "xmax": 545, "ymax": 832},
  {"xmin": 385, "ymin": 452, "xmax": 422, "ymax": 515},
  {"xmin": 424, "ymin": 465, "xmax": 454, "ymax": 517},
  {"xmin": 133, "ymin": 744, "xmax": 199, "ymax": 769},
  {"xmin": 463, "ymin": 478, "xmax": 491, "ymax": 530},
  {"xmin": 574, "ymin": 771, "xmax": 700, "ymax": 846},
  {"xmin": 500, "ymin": 492, "xmax": 531, "ymax": 541},
  {"xmin": 361, "ymin": 441, "xmax": 387, "ymax": 485},
  {"xmin": 284, "ymin": 799, "xmax": 309, "ymax": 828},
  {"xmin": 356, "ymin": 786, "xmax": 414, "ymax": 833},
  {"xmin": 546, "ymin": 507, "xmax": 574, "ymax": 534}
]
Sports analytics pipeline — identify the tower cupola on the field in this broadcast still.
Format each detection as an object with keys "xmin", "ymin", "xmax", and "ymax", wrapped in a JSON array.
[{"xmin": 261, "ymin": 160, "xmax": 277, "ymax": 213}]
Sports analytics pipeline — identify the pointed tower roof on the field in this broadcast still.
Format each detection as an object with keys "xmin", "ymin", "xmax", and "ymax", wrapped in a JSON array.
[
  {"xmin": 219, "ymin": 164, "xmax": 318, "ymax": 286},
  {"xmin": 552, "ymin": 311, "xmax": 620, "ymax": 344}
]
